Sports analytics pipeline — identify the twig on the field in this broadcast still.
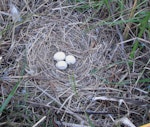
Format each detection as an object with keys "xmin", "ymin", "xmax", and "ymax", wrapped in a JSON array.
[
  {"xmin": 0, "ymin": 11, "xmax": 10, "ymax": 16},
  {"xmin": 123, "ymin": 0, "xmax": 137, "ymax": 39},
  {"xmin": 114, "ymin": 117, "xmax": 136, "ymax": 127},
  {"xmin": 92, "ymin": 96, "xmax": 148, "ymax": 106},
  {"xmin": 55, "ymin": 121, "xmax": 91, "ymax": 127},
  {"xmin": 74, "ymin": 110, "xmax": 117, "ymax": 115},
  {"xmin": 32, "ymin": 116, "xmax": 46, "ymax": 127},
  {"xmin": 118, "ymin": 37, "xmax": 150, "ymax": 45}
]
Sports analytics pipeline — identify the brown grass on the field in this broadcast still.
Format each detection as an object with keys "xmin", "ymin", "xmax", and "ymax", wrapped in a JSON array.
[{"xmin": 0, "ymin": 0, "xmax": 149, "ymax": 127}]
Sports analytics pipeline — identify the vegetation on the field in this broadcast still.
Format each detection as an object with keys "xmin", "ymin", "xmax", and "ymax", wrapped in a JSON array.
[{"xmin": 0, "ymin": 0, "xmax": 149, "ymax": 127}]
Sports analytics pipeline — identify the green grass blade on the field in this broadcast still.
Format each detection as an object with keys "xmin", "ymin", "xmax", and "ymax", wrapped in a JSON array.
[
  {"xmin": 129, "ymin": 12, "xmax": 150, "ymax": 62},
  {"xmin": 85, "ymin": 112, "xmax": 95, "ymax": 127},
  {"xmin": 0, "ymin": 52, "xmax": 26, "ymax": 115},
  {"xmin": 0, "ymin": 78, "xmax": 22, "ymax": 114},
  {"xmin": 69, "ymin": 74, "xmax": 78, "ymax": 96}
]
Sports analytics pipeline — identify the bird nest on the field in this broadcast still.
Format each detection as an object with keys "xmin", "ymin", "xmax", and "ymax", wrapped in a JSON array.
[
  {"xmin": 1, "ymin": 1, "xmax": 149, "ymax": 126},
  {"xmin": 24, "ymin": 8, "xmax": 117, "ymax": 126},
  {"xmin": 26, "ymin": 11, "xmax": 112, "ymax": 88}
]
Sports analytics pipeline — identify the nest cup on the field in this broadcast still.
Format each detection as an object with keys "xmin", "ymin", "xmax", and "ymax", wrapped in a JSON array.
[{"xmin": 26, "ymin": 11, "xmax": 109, "ymax": 87}]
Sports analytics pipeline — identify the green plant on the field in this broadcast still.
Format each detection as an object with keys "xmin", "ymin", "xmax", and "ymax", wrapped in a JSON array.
[
  {"xmin": 69, "ymin": 74, "xmax": 78, "ymax": 96},
  {"xmin": 0, "ymin": 53, "xmax": 26, "ymax": 115},
  {"xmin": 129, "ymin": 12, "xmax": 150, "ymax": 63}
]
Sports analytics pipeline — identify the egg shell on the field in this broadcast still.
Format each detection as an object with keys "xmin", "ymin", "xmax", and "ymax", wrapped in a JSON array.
[
  {"xmin": 53, "ymin": 52, "xmax": 66, "ymax": 61},
  {"xmin": 56, "ymin": 61, "xmax": 67, "ymax": 70},
  {"xmin": 65, "ymin": 55, "xmax": 76, "ymax": 65}
]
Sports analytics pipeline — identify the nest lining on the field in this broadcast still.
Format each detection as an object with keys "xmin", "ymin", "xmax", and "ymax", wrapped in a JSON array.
[{"xmin": 26, "ymin": 13, "xmax": 112, "ymax": 87}]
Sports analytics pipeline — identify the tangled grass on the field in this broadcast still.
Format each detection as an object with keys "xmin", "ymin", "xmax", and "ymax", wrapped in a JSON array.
[{"xmin": 0, "ymin": 0, "xmax": 150, "ymax": 127}]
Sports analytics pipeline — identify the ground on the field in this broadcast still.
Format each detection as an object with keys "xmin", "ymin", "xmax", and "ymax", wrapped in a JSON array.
[{"xmin": 0, "ymin": 0, "xmax": 150, "ymax": 127}]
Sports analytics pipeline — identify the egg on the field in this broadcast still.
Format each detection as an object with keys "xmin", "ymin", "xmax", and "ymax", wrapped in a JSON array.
[
  {"xmin": 65, "ymin": 55, "xmax": 76, "ymax": 65},
  {"xmin": 56, "ymin": 61, "xmax": 67, "ymax": 70},
  {"xmin": 53, "ymin": 52, "xmax": 66, "ymax": 61}
]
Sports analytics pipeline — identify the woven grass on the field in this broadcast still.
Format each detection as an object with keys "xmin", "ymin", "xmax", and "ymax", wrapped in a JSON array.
[
  {"xmin": 24, "ymin": 6, "xmax": 114, "ymax": 126},
  {"xmin": 0, "ymin": 0, "xmax": 149, "ymax": 127}
]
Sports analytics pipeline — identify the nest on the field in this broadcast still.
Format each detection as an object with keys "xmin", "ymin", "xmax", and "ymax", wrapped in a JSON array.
[
  {"xmin": 1, "ymin": 1, "xmax": 149, "ymax": 126},
  {"xmin": 26, "ymin": 10, "xmax": 111, "ymax": 87},
  {"xmin": 24, "ymin": 8, "xmax": 116, "ymax": 126}
]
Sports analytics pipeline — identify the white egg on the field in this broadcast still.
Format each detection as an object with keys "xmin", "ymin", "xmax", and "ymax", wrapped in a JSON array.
[
  {"xmin": 53, "ymin": 52, "xmax": 66, "ymax": 61},
  {"xmin": 56, "ymin": 61, "xmax": 67, "ymax": 70},
  {"xmin": 65, "ymin": 55, "xmax": 76, "ymax": 65}
]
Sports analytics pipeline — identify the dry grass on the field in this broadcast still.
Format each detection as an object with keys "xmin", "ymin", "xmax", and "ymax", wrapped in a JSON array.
[{"xmin": 0, "ymin": 0, "xmax": 150, "ymax": 127}]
